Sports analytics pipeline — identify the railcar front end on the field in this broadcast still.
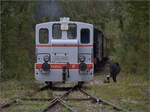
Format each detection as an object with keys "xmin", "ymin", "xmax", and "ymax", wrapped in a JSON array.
[{"xmin": 35, "ymin": 17, "xmax": 94, "ymax": 83}]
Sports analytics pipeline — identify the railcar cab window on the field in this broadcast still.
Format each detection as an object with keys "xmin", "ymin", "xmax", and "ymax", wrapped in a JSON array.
[
  {"xmin": 81, "ymin": 29, "xmax": 90, "ymax": 43},
  {"xmin": 52, "ymin": 24, "xmax": 62, "ymax": 39},
  {"xmin": 67, "ymin": 24, "xmax": 77, "ymax": 39},
  {"xmin": 39, "ymin": 28, "xmax": 49, "ymax": 43}
]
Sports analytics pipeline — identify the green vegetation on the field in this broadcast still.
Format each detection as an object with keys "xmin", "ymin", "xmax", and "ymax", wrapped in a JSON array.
[
  {"xmin": 0, "ymin": 73, "xmax": 149, "ymax": 112},
  {"xmin": 1, "ymin": 0, "xmax": 149, "ymax": 80},
  {"xmin": 0, "ymin": 1, "xmax": 149, "ymax": 111},
  {"xmin": 89, "ymin": 73, "xmax": 149, "ymax": 111}
]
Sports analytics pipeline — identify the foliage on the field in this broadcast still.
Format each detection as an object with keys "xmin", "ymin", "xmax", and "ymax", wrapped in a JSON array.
[
  {"xmin": 1, "ymin": 1, "xmax": 149, "ymax": 80},
  {"xmin": 117, "ymin": 1, "xmax": 149, "ymax": 74},
  {"xmin": 1, "ymin": 2, "xmax": 35, "ymax": 80},
  {"xmin": 63, "ymin": 0, "xmax": 149, "ymax": 75}
]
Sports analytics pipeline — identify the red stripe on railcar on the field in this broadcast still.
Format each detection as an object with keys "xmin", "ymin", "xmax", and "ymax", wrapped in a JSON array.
[
  {"xmin": 35, "ymin": 64, "xmax": 93, "ymax": 70},
  {"xmin": 36, "ymin": 45, "xmax": 93, "ymax": 47}
]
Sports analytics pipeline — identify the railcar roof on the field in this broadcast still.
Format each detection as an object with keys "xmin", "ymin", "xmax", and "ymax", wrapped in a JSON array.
[
  {"xmin": 94, "ymin": 28, "xmax": 108, "ymax": 39},
  {"xmin": 36, "ymin": 21, "xmax": 93, "ymax": 27},
  {"xmin": 94, "ymin": 28, "xmax": 103, "ymax": 33}
]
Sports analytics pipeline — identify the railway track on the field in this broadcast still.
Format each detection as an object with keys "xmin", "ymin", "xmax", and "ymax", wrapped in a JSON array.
[{"xmin": 0, "ymin": 84, "xmax": 130, "ymax": 112}]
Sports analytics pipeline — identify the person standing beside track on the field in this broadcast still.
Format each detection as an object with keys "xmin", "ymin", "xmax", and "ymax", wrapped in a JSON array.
[{"xmin": 104, "ymin": 60, "xmax": 121, "ymax": 83}]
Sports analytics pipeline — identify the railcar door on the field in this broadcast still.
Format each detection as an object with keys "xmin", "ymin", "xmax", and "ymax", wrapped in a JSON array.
[
  {"xmin": 51, "ymin": 23, "xmax": 78, "ymax": 63},
  {"xmin": 50, "ymin": 23, "xmax": 79, "ymax": 82},
  {"xmin": 35, "ymin": 23, "xmax": 55, "ymax": 81},
  {"xmin": 77, "ymin": 23, "xmax": 94, "ymax": 81}
]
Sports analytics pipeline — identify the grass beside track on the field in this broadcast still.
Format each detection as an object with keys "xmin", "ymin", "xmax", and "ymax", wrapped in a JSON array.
[{"xmin": 0, "ymin": 72, "xmax": 149, "ymax": 112}]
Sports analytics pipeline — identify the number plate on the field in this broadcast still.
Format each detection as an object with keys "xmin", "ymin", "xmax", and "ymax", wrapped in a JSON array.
[{"xmin": 61, "ymin": 24, "xmax": 68, "ymax": 30}]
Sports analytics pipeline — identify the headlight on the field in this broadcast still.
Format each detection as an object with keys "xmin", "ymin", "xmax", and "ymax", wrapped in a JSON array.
[
  {"xmin": 79, "ymin": 62, "xmax": 87, "ymax": 71},
  {"xmin": 42, "ymin": 62, "xmax": 50, "ymax": 71},
  {"xmin": 79, "ymin": 56, "xmax": 85, "ymax": 62},
  {"xmin": 44, "ymin": 55, "xmax": 49, "ymax": 62}
]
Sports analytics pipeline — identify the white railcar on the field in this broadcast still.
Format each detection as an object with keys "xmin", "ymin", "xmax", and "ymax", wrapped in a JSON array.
[{"xmin": 35, "ymin": 17, "xmax": 109, "ymax": 83}]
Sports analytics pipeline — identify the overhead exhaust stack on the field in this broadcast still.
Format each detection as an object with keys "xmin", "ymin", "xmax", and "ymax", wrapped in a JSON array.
[{"xmin": 60, "ymin": 17, "xmax": 70, "ymax": 30}]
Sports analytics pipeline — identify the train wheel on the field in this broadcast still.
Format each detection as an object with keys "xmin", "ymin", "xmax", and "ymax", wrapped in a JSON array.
[
  {"xmin": 45, "ymin": 81, "xmax": 52, "ymax": 88},
  {"xmin": 78, "ymin": 81, "xmax": 84, "ymax": 88}
]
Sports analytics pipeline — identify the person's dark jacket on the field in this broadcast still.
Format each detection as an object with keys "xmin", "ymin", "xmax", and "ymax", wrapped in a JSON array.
[
  {"xmin": 110, "ymin": 62, "xmax": 120, "ymax": 76},
  {"xmin": 109, "ymin": 62, "xmax": 121, "ymax": 82}
]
